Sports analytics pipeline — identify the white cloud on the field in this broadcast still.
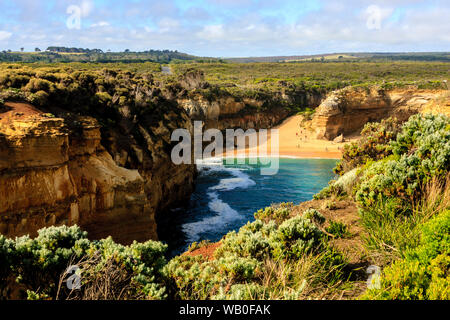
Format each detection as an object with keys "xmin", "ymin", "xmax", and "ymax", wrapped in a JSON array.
[
  {"xmin": 363, "ymin": 5, "xmax": 393, "ymax": 30},
  {"xmin": 197, "ymin": 25, "xmax": 225, "ymax": 41},
  {"xmin": 158, "ymin": 18, "xmax": 180, "ymax": 33},
  {"xmin": 90, "ymin": 21, "xmax": 110, "ymax": 28},
  {"xmin": 0, "ymin": 30, "xmax": 12, "ymax": 41},
  {"xmin": 80, "ymin": 0, "xmax": 94, "ymax": 17}
]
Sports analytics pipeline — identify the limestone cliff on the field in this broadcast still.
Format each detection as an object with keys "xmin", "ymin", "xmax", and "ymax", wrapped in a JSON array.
[
  {"xmin": 312, "ymin": 87, "xmax": 450, "ymax": 140},
  {"xmin": 0, "ymin": 102, "xmax": 195, "ymax": 244},
  {"xmin": 176, "ymin": 71, "xmax": 324, "ymax": 130}
]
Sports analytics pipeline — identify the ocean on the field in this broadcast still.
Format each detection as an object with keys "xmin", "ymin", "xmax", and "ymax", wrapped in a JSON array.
[{"xmin": 157, "ymin": 158, "xmax": 338, "ymax": 257}]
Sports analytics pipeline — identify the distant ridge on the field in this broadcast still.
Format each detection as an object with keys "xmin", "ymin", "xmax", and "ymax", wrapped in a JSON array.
[{"xmin": 224, "ymin": 52, "xmax": 450, "ymax": 63}]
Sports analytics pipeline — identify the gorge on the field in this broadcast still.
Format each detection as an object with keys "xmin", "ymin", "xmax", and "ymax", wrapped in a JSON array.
[{"xmin": 0, "ymin": 66, "xmax": 449, "ymax": 249}]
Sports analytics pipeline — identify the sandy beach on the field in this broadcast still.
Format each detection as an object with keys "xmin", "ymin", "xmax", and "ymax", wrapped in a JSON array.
[{"xmin": 220, "ymin": 115, "xmax": 358, "ymax": 159}]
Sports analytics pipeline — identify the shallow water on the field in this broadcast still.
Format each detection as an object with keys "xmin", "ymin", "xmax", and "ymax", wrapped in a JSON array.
[{"xmin": 157, "ymin": 158, "xmax": 337, "ymax": 257}]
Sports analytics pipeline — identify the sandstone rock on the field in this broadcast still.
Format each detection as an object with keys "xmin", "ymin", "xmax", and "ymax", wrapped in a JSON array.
[
  {"xmin": 333, "ymin": 134, "xmax": 345, "ymax": 143},
  {"xmin": 312, "ymin": 87, "xmax": 450, "ymax": 140}
]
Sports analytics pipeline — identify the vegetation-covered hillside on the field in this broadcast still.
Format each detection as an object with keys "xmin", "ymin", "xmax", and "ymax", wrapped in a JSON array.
[
  {"xmin": 1, "ymin": 113, "xmax": 448, "ymax": 300},
  {"xmin": 172, "ymin": 61, "xmax": 449, "ymax": 94},
  {"xmin": 0, "ymin": 48, "xmax": 213, "ymax": 64}
]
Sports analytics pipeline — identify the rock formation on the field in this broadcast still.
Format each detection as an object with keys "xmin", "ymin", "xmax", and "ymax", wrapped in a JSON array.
[
  {"xmin": 0, "ymin": 102, "xmax": 195, "ymax": 244},
  {"xmin": 312, "ymin": 87, "xmax": 450, "ymax": 140}
]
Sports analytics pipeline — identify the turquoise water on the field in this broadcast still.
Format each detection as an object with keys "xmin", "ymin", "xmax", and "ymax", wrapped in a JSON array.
[{"xmin": 158, "ymin": 158, "xmax": 337, "ymax": 257}]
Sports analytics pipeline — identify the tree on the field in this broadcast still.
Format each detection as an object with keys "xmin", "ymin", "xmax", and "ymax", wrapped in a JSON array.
[
  {"xmin": 20, "ymin": 48, "xmax": 24, "ymax": 52},
  {"xmin": 35, "ymin": 48, "xmax": 41, "ymax": 52},
  {"xmin": 125, "ymin": 49, "xmax": 130, "ymax": 53}
]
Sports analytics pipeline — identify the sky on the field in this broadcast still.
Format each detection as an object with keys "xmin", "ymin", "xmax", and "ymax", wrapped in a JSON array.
[{"xmin": 0, "ymin": 0, "xmax": 449, "ymax": 57}]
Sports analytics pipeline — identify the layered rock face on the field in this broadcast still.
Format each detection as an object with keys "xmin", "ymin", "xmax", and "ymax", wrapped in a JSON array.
[
  {"xmin": 176, "ymin": 71, "xmax": 324, "ymax": 130},
  {"xmin": 0, "ymin": 113, "xmax": 155, "ymax": 243},
  {"xmin": 312, "ymin": 87, "xmax": 450, "ymax": 140},
  {"xmin": 0, "ymin": 102, "xmax": 196, "ymax": 244},
  {"xmin": 177, "ymin": 96, "xmax": 291, "ymax": 130}
]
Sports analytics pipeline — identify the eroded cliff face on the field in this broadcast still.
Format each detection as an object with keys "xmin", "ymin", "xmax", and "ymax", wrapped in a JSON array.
[
  {"xmin": 0, "ymin": 102, "xmax": 195, "ymax": 244},
  {"xmin": 312, "ymin": 87, "xmax": 450, "ymax": 140},
  {"xmin": 176, "ymin": 71, "xmax": 324, "ymax": 130},
  {"xmin": 177, "ymin": 96, "xmax": 291, "ymax": 130}
]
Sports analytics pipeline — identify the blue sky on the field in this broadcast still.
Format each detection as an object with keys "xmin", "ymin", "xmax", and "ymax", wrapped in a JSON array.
[{"xmin": 0, "ymin": 0, "xmax": 449, "ymax": 57}]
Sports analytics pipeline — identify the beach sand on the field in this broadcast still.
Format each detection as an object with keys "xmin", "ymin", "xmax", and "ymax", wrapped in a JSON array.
[{"xmin": 220, "ymin": 115, "xmax": 359, "ymax": 159}]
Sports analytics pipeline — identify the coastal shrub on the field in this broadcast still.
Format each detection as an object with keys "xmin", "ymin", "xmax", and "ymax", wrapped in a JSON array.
[
  {"xmin": 269, "ymin": 216, "xmax": 324, "ymax": 260},
  {"xmin": 24, "ymin": 78, "xmax": 55, "ymax": 93},
  {"xmin": 167, "ymin": 209, "xmax": 347, "ymax": 300},
  {"xmin": 334, "ymin": 117, "xmax": 402, "ymax": 176},
  {"xmin": 0, "ymin": 235, "xmax": 14, "ymax": 297},
  {"xmin": 212, "ymin": 283, "xmax": 269, "ymax": 300},
  {"xmin": 354, "ymin": 114, "xmax": 449, "ymax": 262},
  {"xmin": 301, "ymin": 209, "xmax": 325, "ymax": 225},
  {"xmin": 313, "ymin": 180, "xmax": 345, "ymax": 200},
  {"xmin": 216, "ymin": 255, "xmax": 261, "ymax": 281},
  {"xmin": 356, "ymin": 114, "xmax": 450, "ymax": 215},
  {"xmin": 62, "ymin": 237, "xmax": 168, "ymax": 300},
  {"xmin": 254, "ymin": 202, "xmax": 293, "ymax": 224},
  {"xmin": 11, "ymin": 226, "xmax": 90, "ymax": 298},
  {"xmin": 28, "ymin": 90, "xmax": 49, "ymax": 106},
  {"xmin": 326, "ymin": 221, "xmax": 351, "ymax": 239},
  {"xmin": 215, "ymin": 229, "xmax": 272, "ymax": 261},
  {"xmin": 362, "ymin": 210, "xmax": 450, "ymax": 300},
  {"xmin": 0, "ymin": 225, "xmax": 169, "ymax": 300},
  {"xmin": 165, "ymin": 255, "xmax": 224, "ymax": 300}
]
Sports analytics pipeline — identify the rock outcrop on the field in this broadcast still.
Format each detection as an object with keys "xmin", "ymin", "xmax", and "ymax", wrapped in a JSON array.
[
  {"xmin": 176, "ymin": 71, "xmax": 324, "ymax": 131},
  {"xmin": 312, "ymin": 87, "xmax": 450, "ymax": 140},
  {"xmin": 0, "ymin": 102, "xmax": 196, "ymax": 244}
]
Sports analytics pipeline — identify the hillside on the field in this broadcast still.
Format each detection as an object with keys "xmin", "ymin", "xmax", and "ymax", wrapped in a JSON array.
[{"xmin": 0, "ymin": 59, "xmax": 449, "ymax": 300}]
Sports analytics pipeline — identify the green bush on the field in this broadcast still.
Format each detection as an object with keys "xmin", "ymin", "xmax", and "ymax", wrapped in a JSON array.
[
  {"xmin": 0, "ymin": 225, "xmax": 168, "ymax": 300},
  {"xmin": 356, "ymin": 114, "xmax": 450, "ymax": 215},
  {"xmin": 254, "ymin": 202, "xmax": 293, "ymax": 224},
  {"xmin": 24, "ymin": 78, "xmax": 55, "ymax": 93},
  {"xmin": 362, "ymin": 210, "xmax": 450, "ymax": 300},
  {"xmin": 334, "ymin": 117, "xmax": 402, "ymax": 176},
  {"xmin": 270, "ymin": 216, "xmax": 324, "ymax": 260},
  {"xmin": 165, "ymin": 255, "xmax": 225, "ymax": 300},
  {"xmin": 212, "ymin": 283, "xmax": 269, "ymax": 300},
  {"xmin": 302, "ymin": 209, "xmax": 326, "ymax": 225},
  {"xmin": 326, "ymin": 221, "xmax": 351, "ymax": 239},
  {"xmin": 70, "ymin": 237, "xmax": 168, "ymax": 300},
  {"xmin": 0, "ymin": 235, "xmax": 14, "ymax": 297},
  {"xmin": 215, "ymin": 228, "xmax": 272, "ymax": 261}
]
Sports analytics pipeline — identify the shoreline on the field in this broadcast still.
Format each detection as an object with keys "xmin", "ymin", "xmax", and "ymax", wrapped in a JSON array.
[{"xmin": 216, "ymin": 115, "xmax": 356, "ymax": 160}]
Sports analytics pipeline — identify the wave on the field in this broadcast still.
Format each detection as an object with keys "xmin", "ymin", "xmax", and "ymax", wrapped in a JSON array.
[
  {"xmin": 181, "ymin": 159, "xmax": 256, "ymax": 244},
  {"xmin": 181, "ymin": 192, "xmax": 243, "ymax": 243},
  {"xmin": 209, "ymin": 167, "xmax": 256, "ymax": 191}
]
